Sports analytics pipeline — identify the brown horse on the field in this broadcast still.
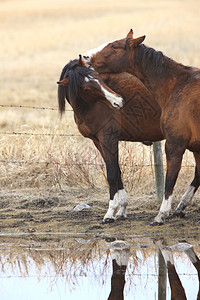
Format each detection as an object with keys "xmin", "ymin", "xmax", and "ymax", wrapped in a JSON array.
[
  {"xmin": 58, "ymin": 55, "xmax": 163, "ymax": 223},
  {"xmin": 84, "ymin": 30, "xmax": 200, "ymax": 225}
]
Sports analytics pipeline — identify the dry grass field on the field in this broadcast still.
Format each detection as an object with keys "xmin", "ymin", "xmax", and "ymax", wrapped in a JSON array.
[{"xmin": 0, "ymin": 0, "xmax": 200, "ymax": 205}]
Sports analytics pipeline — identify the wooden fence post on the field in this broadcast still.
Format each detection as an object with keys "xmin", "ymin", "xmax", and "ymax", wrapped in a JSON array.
[{"xmin": 153, "ymin": 141, "xmax": 164, "ymax": 203}]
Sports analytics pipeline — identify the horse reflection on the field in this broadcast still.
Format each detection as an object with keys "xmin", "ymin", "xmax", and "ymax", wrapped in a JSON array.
[
  {"xmin": 155, "ymin": 239, "xmax": 200, "ymax": 300},
  {"xmin": 108, "ymin": 241, "xmax": 130, "ymax": 300}
]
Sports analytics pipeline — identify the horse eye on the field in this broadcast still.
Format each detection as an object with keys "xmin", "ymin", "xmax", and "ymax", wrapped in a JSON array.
[{"xmin": 111, "ymin": 45, "xmax": 117, "ymax": 49}]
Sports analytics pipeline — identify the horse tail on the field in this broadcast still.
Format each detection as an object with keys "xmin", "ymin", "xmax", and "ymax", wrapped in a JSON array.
[
  {"xmin": 58, "ymin": 65, "xmax": 68, "ymax": 116},
  {"xmin": 58, "ymin": 84, "xmax": 66, "ymax": 116},
  {"xmin": 58, "ymin": 59, "xmax": 79, "ymax": 116}
]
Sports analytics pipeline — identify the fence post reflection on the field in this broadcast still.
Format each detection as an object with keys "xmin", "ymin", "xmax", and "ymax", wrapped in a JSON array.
[{"xmin": 158, "ymin": 248, "xmax": 167, "ymax": 300}]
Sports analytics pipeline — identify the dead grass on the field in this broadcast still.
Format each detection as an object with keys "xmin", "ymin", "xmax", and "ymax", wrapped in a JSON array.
[
  {"xmin": 0, "ymin": 0, "xmax": 200, "ymax": 197},
  {"xmin": 0, "ymin": 235, "xmax": 199, "ymax": 280}
]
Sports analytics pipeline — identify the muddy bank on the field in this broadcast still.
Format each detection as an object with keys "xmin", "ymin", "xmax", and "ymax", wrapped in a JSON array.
[{"xmin": 0, "ymin": 188, "xmax": 199, "ymax": 239}]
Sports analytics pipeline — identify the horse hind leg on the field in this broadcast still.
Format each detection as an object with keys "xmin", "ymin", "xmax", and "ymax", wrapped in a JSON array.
[
  {"xmin": 173, "ymin": 152, "xmax": 200, "ymax": 217},
  {"xmin": 152, "ymin": 141, "xmax": 185, "ymax": 225}
]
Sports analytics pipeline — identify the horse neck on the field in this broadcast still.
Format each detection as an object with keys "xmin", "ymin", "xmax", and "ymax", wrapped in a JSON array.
[
  {"xmin": 131, "ymin": 46, "xmax": 193, "ymax": 107},
  {"xmin": 70, "ymin": 96, "xmax": 89, "ymax": 120}
]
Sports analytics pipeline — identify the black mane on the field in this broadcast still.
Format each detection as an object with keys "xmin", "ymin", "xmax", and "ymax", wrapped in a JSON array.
[
  {"xmin": 134, "ymin": 44, "xmax": 165, "ymax": 77},
  {"xmin": 133, "ymin": 44, "xmax": 194, "ymax": 79},
  {"xmin": 134, "ymin": 44, "xmax": 166, "ymax": 76},
  {"xmin": 58, "ymin": 59, "xmax": 94, "ymax": 109},
  {"xmin": 139, "ymin": 44, "xmax": 164, "ymax": 67}
]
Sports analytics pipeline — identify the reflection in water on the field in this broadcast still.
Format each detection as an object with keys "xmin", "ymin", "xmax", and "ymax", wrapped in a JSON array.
[
  {"xmin": 108, "ymin": 241, "xmax": 130, "ymax": 300},
  {"xmin": 155, "ymin": 239, "xmax": 200, "ymax": 300},
  {"xmin": 158, "ymin": 246, "xmax": 167, "ymax": 300},
  {"xmin": 0, "ymin": 235, "xmax": 199, "ymax": 299}
]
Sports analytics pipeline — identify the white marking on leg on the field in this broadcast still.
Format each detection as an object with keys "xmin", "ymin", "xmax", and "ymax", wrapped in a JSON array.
[
  {"xmin": 175, "ymin": 185, "xmax": 195, "ymax": 213},
  {"xmin": 103, "ymin": 192, "xmax": 120, "ymax": 221},
  {"xmin": 154, "ymin": 195, "xmax": 172, "ymax": 224},
  {"xmin": 116, "ymin": 189, "xmax": 128, "ymax": 218},
  {"xmin": 103, "ymin": 189, "xmax": 128, "ymax": 221}
]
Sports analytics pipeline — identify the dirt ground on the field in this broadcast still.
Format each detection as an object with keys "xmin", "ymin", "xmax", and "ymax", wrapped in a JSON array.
[{"xmin": 0, "ymin": 187, "xmax": 199, "ymax": 240}]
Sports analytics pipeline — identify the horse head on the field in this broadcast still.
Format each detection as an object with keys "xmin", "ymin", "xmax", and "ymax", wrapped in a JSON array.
[
  {"xmin": 83, "ymin": 30, "xmax": 145, "ymax": 74},
  {"xmin": 57, "ymin": 55, "xmax": 124, "ymax": 115}
]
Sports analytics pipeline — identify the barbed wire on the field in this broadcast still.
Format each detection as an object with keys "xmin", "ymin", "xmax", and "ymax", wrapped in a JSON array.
[
  {"xmin": 0, "ymin": 131, "xmax": 81, "ymax": 137},
  {"xmin": 0, "ymin": 104, "xmax": 73, "ymax": 112},
  {"xmin": 0, "ymin": 159, "xmax": 105, "ymax": 167},
  {"xmin": 0, "ymin": 104, "xmax": 78, "ymax": 137},
  {"xmin": 0, "ymin": 158, "xmax": 195, "ymax": 168}
]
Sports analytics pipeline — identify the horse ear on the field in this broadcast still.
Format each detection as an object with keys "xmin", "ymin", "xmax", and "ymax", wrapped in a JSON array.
[
  {"xmin": 126, "ymin": 29, "xmax": 133, "ymax": 39},
  {"xmin": 78, "ymin": 54, "xmax": 87, "ymax": 66},
  {"xmin": 57, "ymin": 77, "xmax": 69, "ymax": 86},
  {"xmin": 132, "ymin": 35, "xmax": 146, "ymax": 47}
]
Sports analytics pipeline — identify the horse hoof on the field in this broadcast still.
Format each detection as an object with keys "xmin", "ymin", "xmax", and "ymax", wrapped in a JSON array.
[
  {"xmin": 150, "ymin": 221, "xmax": 164, "ymax": 226},
  {"xmin": 101, "ymin": 218, "xmax": 115, "ymax": 224},
  {"xmin": 173, "ymin": 211, "xmax": 185, "ymax": 218},
  {"xmin": 116, "ymin": 215, "xmax": 126, "ymax": 221}
]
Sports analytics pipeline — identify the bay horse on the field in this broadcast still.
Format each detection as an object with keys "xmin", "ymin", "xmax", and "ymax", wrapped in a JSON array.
[
  {"xmin": 84, "ymin": 29, "xmax": 200, "ymax": 225},
  {"xmin": 58, "ymin": 55, "xmax": 163, "ymax": 223}
]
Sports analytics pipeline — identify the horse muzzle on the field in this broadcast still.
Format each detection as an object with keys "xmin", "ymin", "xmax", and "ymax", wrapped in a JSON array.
[
  {"xmin": 83, "ymin": 55, "xmax": 92, "ymax": 65},
  {"xmin": 112, "ymin": 96, "xmax": 124, "ymax": 109}
]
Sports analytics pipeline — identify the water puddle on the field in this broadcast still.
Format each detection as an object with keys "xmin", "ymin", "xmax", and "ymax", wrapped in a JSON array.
[{"xmin": 0, "ymin": 233, "xmax": 199, "ymax": 299}]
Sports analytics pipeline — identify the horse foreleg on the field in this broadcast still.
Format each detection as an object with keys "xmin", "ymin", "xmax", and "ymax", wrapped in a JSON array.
[
  {"xmin": 93, "ymin": 139, "xmax": 128, "ymax": 223},
  {"xmin": 103, "ymin": 163, "xmax": 121, "ymax": 222},
  {"xmin": 103, "ymin": 163, "xmax": 128, "ymax": 223},
  {"xmin": 174, "ymin": 152, "xmax": 200, "ymax": 217},
  {"xmin": 115, "ymin": 189, "xmax": 128, "ymax": 220},
  {"xmin": 104, "ymin": 188, "xmax": 128, "ymax": 222},
  {"xmin": 152, "ymin": 142, "xmax": 184, "ymax": 225}
]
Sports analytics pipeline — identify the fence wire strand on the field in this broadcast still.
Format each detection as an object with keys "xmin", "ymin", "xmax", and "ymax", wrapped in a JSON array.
[
  {"xmin": 0, "ymin": 104, "xmax": 72, "ymax": 112},
  {"xmin": 0, "ymin": 131, "xmax": 80, "ymax": 137}
]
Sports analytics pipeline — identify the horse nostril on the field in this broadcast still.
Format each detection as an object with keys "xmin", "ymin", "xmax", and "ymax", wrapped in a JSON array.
[{"xmin": 113, "ymin": 102, "xmax": 121, "ymax": 109}]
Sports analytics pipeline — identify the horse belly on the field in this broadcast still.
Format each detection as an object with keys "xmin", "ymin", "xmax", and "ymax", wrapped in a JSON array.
[
  {"xmin": 120, "ymin": 97, "xmax": 162, "ymax": 141},
  {"xmin": 120, "ymin": 114, "xmax": 163, "ymax": 142},
  {"xmin": 187, "ymin": 139, "xmax": 200, "ymax": 153}
]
